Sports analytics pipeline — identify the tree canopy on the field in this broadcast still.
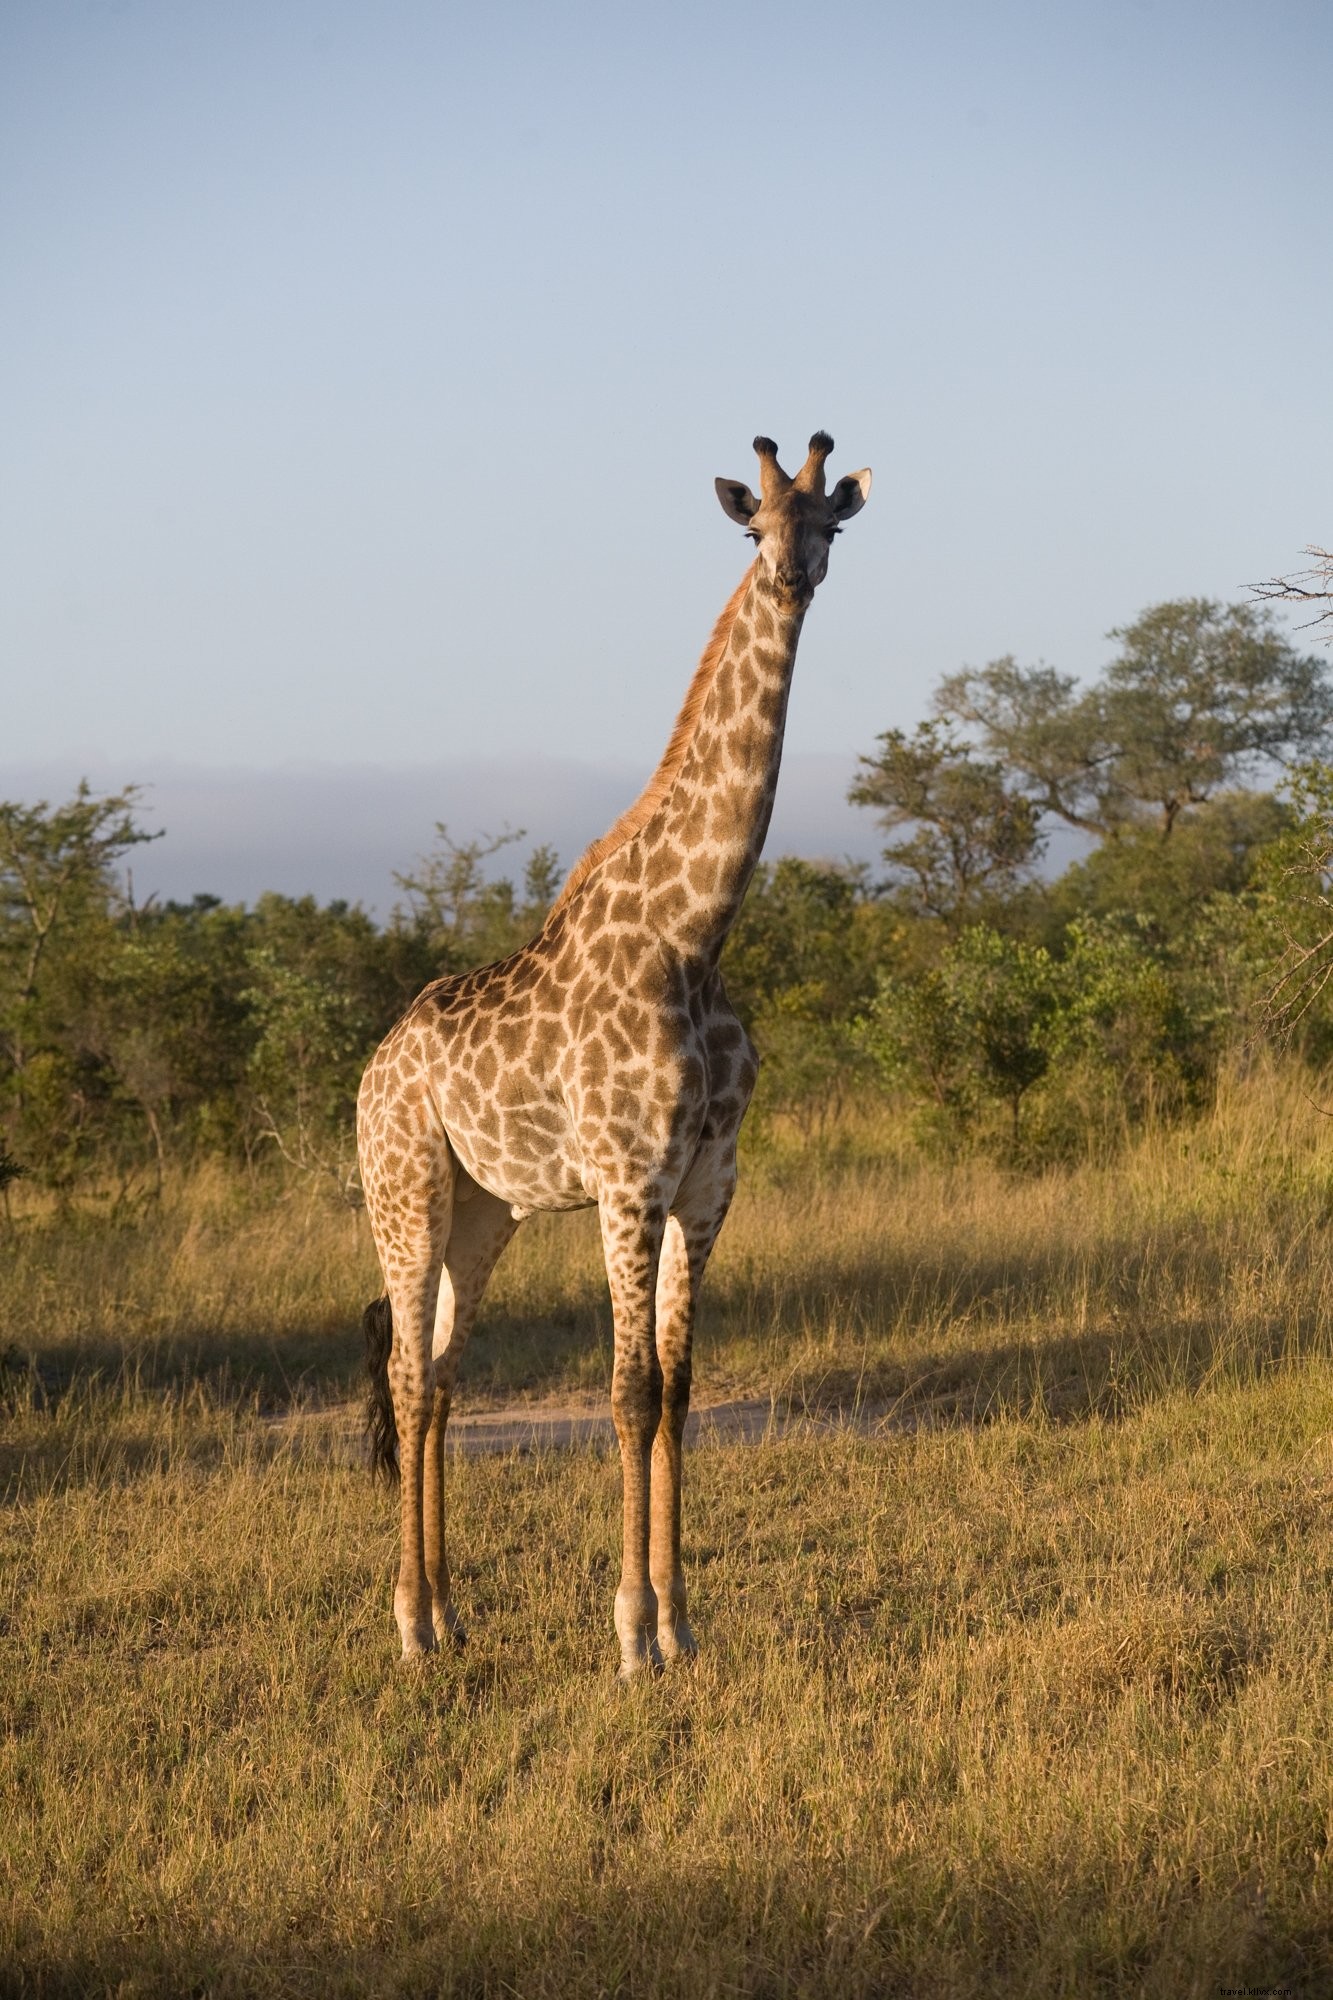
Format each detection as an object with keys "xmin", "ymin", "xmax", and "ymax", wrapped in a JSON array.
[
  {"xmin": 936, "ymin": 599, "xmax": 1331, "ymax": 839},
  {"xmin": 849, "ymin": 719, "xmax": 1044, "ymax": 926}
]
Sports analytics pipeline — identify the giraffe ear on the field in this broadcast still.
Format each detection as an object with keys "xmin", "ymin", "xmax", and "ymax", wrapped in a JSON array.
[
  {"xmin": 829, "ymin": 468, "xmax": 872, "ymax": 521},
  {"xmin": 715, "ymin": 477, "xmax": 760, "ymax": 526}
]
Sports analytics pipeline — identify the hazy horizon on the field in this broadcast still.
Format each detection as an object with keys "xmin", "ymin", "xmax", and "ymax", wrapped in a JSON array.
[{"xmin": 0, "ymin": 751, "xmax": 892, "ymax": 916}]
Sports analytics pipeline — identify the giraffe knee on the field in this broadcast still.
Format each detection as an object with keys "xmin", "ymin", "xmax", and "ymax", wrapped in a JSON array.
[
  {"xmin": 660, "ymin": 1354, "xmax": 692, "ymax": 1419},
  {"xmin": 612, "ymin": 1352, "xmax": 663, "ymax": 1436},
  {"xmin": 390, "ymin": 1368, "xmax": 434, "ymax": 1433}
]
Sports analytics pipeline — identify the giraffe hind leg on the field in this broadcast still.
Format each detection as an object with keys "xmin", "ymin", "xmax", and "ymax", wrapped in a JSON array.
[
  {"xmin": 362, "ymin": 1134, "xmax": 456, "ymax": 1660},
  {"xmin": 423, "ymin": 1180, "xmax": 519, "ymax": 1647}
]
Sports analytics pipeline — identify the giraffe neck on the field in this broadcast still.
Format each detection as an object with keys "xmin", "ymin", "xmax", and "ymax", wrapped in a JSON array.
[{"xmin": 638, "ymin": 568, "xmax": 806, "ymax": 963}]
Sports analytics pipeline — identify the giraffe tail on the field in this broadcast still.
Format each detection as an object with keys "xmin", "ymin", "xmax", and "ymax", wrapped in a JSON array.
[{"xmin": 362, "ymin": 1294, "xmax": 399, "ymax": 1484}]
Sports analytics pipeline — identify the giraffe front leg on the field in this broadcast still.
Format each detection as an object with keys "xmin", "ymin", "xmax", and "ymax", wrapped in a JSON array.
[
  {"xmin": 601, "ymin": 1192, "xmax": 667, "ymax": 1680},
  {"xmin": 651, "ymin": 1157, "xmax": 736, "ymax": 1664},
  {"xmin": 651, "ymin": 1215, "xmax": 698, "ymax": 1664}
]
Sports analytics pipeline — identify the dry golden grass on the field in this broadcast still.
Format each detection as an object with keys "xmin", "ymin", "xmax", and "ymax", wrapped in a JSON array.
[
  {"xmin": 7, "ymin": 1057, "xmax": 1333, "ymax": 1424},
  {"xmin": 4, "ymin": 1380, "xmax": 1333, "ymax": 1995},
  {"xmin": 5, "ymin": 1063, "xmax": 1333, "ymax": 1994}
]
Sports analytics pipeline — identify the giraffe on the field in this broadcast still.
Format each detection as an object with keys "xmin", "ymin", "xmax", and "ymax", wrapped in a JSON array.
[{"xmin": 357, "ymin": 431, "xmax": 872, "ymax": 1676}]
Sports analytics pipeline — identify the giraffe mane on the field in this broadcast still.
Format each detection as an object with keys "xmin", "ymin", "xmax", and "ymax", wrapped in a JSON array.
[{"xmin": 550, "ymin": 563, "xmax": 756, "ymax": 914}]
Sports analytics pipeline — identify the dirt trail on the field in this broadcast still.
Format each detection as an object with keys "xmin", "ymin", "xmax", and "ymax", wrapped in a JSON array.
[
  {"xmin": 445, "ymin": 1395, "xmax": 902, "ymax": 1455},
  {"xmin": 271, "ymin": 1394, "xmax": 908, "ymax": 1463}
]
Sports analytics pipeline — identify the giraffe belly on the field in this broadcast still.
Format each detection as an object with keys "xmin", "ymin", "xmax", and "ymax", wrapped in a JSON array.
[{"xmin": 439, "ymin": 1095, "xmax": 596, "ymax": 1214}]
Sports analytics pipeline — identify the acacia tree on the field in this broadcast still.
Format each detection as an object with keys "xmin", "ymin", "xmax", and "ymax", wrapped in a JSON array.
[
  {"xmin": 849, "ymin": 720, "xmax": 1044, "ymax": 925},
  {"xmin": 932, "ymin": 658, "xmax": 1111, "ymax": 837},
  {"xmin": 936, "ymin": 600, "xmax": 1332, "ymax": 840}
]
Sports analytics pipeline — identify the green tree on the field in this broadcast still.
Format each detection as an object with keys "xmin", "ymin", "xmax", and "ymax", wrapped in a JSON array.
[
  {"xmin": 859, "ymin": 917, "xmax": 1214, "ymax": 1163},
  {"xmin": 1045, "ymin": 791, "xmax": 1291, "ymax": 945},
  {"xmin": 77, "ymin": 910, "xmax": 261, "ymax": 1190},
  {"xmin": 723, "ymin": 859, "xmax": 883, "ymax": 1025},
  {"xmin": 937, "ymin": 601, "xmax": 1331, "ymax": 840},
  {"xmin": 231, "ymin": 892, "xmax": 435, "ymax": 1189},
  {"xmin": 1043, "ymin": 916, "xmax": 1209, "ymax": 1137},
  {"xmin": 1232, "ymin": 763, "xmax": 1333, "ymax": 1056},
  {"xmin": 849, "ymin": 719, "xmax": 1043, "ymax": 925},
  {"xmin": 860, "ymin": 928, "xmax": 1060, "ymax": 1154},
  {"xmin": 240, "ymin": 949, "xmax": 371, "ymax": 1196},
  {"xmin": 0, "ymin": 783, "xmax": 157, "ymax": 1069},
  {"xmin": 722, "ymin": 860, "xmax": 888, "ymax": 1134},
  {"xmin": 0, "ymin": 783, "xmax": 159, "ymax": 1190}
]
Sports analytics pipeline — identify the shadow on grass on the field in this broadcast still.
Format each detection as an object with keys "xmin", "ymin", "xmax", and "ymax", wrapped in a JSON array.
[
  {"xmin": 5, "ymin": 1309, "xmax": 1327, "ymax": 1510},
  {"xmin": 2, "ymin": 1296, "xmax": 611, "ymax": 1418},
  {"xmin": 2, "ymin": 1859, "xmax": 1327, "ymax": 2000},
  {"xmin": 2, "ymin": 1317, "xmax": 366, "ymax": 1416},
  {"xmin": 773, "ymin": 1307, "xmax": 1330, "ymax": 1429},
  {"xmin": 6, "ymin": 1199, "xmax": 1331, "ymax": 1450}
]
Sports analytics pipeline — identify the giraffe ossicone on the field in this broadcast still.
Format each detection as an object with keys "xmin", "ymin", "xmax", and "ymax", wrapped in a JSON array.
[{"xmin": 357, "ymin": 432, "xmax": 872, "ymax": 1675}]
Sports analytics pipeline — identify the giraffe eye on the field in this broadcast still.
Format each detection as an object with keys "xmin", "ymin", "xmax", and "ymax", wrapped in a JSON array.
[
  {"xmin": 823, "ymin": 525, "xmax": 841, "ymax": 543},
  {"xmin": 745, "ymin": 531, "xmax": 761, "ymax": 544}
]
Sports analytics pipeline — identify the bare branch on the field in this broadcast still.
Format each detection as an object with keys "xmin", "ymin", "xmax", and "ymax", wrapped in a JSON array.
[{"xmin": 1252, "ymin": 547, "xmax": 1333, "ymax": 640}]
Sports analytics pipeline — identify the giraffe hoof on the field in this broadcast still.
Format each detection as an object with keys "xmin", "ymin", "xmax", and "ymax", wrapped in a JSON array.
[
  {"xmin": 617, "ymin": 1637, "xmax": 666, "ymax": 1682},
  {"xmin": 395, "ymin": 1583, "xmax": 438, "ymax": 1659},
  {"xmin": 659, "ymin": 1623, "xmax": 699, "ymax": 1665},
  {"xmin": 396, "ymin": 1611, "xmax": 438, "ymax": 1659}
]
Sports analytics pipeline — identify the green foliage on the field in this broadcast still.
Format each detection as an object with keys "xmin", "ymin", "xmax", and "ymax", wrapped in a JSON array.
[
  {"xmin": 934, "ymin": 654, "xmax": 1109, "ymax": 835},
  {"xmin": 722, "ymin": 860, "xmax": 886, "ymax": 1133},
  {"xmin": 849, "ymin": 719, "xmax": 1044, "ymax": 925},
  {"xmin": 1036, "ymin": 916, "xmax": 1211, "ymax": 1150},
  {"xmin": 835, "ymin": 596, "xmax": 1333, "ymax": 1162},
  {"xmin": 1101, "ymin": 599, "xmax": 1331, "ymax": 830},
  {"xmin": 1046, "ymin": 791, "xmax": 1291, "ymax": 944},
  {"xmin": 860, "ymin": 928, "xmax": 1059, "ymax": 1153},
  {"xmin": 937, "ymin": 600, "xmax": 1331, "ymax": 839},
  {"xmin": 4, "ymin": 616, "xmax": 1329, "ymax": 1204},
  {"xmin": 1223, "ymin": 762, "xmax": 1333, "ymax": 1060},
  {"xmin": 722, "ymin": 858, "xmax": 883, "ymax": 1021},
  {"xmin": 860, "ymin": 918, "xmax": 1215, "ymax": 1163},
  {"xmin": 241, "ymin": 950, "xmax": 372, "ymax": 1195},
  {"xmin": 0, "ymin": 782, "xmax": 575, "ymax": 1202},
  {"xmin": 0, "ymin": 783, "xmax": 159, "ymax": 1194},
  {"xmin": 0, "ymin": 782, "xmax": 158, "ymax": 1041}
]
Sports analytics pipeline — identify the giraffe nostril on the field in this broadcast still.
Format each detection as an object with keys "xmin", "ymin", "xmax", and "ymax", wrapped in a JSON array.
[{"xmin": 776, "ymin": 565, "xmax": 807, "ymax": 593}]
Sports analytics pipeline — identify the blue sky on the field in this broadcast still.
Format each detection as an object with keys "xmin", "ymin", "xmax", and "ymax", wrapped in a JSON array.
[{"xmin": 2, "ymin": 1, "xmax": 1330, "ymax": 907}]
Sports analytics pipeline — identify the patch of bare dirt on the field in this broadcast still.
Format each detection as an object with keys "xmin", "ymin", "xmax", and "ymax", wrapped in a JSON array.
[{"xmin": 266, "ymin": 1393, "xmax": 910, "ymax": 1464}]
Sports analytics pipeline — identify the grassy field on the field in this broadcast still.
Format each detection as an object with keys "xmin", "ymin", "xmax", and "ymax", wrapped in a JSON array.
[{"xmin": 5, "ymin": 1066, "xmax": 1333, "ymax": 1995}]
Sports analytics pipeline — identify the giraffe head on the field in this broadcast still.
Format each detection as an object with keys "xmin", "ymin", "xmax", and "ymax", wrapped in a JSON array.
[{"xmin": 715, "ymin": 432, "xmax": 871, "ymax": 607}]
